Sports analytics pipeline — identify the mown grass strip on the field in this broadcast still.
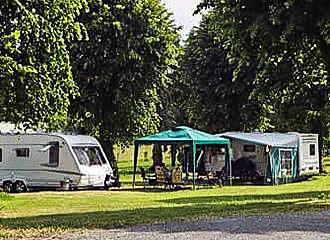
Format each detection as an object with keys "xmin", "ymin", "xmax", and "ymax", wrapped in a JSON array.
[
  {"xmin": 0, "ymin": 155, "xmax": 329, "ymax": 239},
  {"xmin": 1, "ymin": 175, "xmax": 330, "ymax": 239}
]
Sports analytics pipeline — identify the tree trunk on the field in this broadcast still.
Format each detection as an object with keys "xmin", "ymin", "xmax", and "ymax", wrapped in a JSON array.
[
  {"xmin": 310, "ymin": 117, "xmax": 324, "ymax": 173},
  {"xmin": 318, "ymin": 134, "xmax": 324, "ymax": 173},
  {"xmin": 99, "ymin": 131, "xmax": 119, "ymax": 179},
  {"xmin": 152, "ymin": 144, "xmax": 163, "ymax": 166},
  {"xmin": 228, "ymin": 96, "xmax": 242, "ymax": 131}
]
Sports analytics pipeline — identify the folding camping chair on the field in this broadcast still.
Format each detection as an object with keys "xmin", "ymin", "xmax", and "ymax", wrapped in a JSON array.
[{"xmin": 140, "ymin": 167, "xmax": 157, "ymax": 189}]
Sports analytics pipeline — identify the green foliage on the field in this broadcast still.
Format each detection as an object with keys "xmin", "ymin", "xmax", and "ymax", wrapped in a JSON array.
[
  {"xmin": 69, "ymin": 0, "xmax": 181, "ymax": 148},
  {"xmin": 195, "ymin": 0, "xmax": 330, "ymax": 150},
  {"xmin": 180, "ymin": 12, "xmax": 259, "ymax": 132},
  {"xmin": 0, "ymin": 0, "xmax": 88, "ymax": 129}
]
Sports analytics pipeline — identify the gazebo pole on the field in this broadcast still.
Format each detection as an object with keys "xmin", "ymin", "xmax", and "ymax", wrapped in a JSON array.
[
  {"xmin": 192, "ymin": 142, "xmax": 196, "ymax": 190},
  {"xmin": 133, "ymin": 143, "xmax": 139, "ymax": 188},
  {"xmin": 226, "ymin": 145, "xmax": 232, "ymax": 186},
  {"xmin": 171, "ymin": 144, "xmax": 176, "ymax": 167}
]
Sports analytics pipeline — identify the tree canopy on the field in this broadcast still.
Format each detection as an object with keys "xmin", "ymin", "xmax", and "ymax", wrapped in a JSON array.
[
  {"xmin": 69, "ymin": 0, "xmax": 181, "ymax": 172},
  {"xmin": 192, "ymin": 0, "xmax": 330, "ymax": 161},
  {"xmin": 0, "ymin": 0, "xmax": 88, "ymax": 129},
  {"xmin": 1, "ymin": 0, "xmax": 328, "ymax": 164},
  {"xmin": 181, "ymin": 12, "xmax": 259, "ymax": 133}
]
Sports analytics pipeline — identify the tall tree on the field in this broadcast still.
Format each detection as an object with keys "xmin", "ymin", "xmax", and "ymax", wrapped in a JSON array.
[
  {"xmin": 197, "ymin": 0, "xmax": 330, "ymax": 168},
  {"xmin": 0, "ymin": 0, "xmax": 88, "ymax": 129},
  {"xmin": 181, "ymin": 12, "xmax": 259, "ymax": 133},
  {"xmin": 69, "ymin": 0, "xmax": 181, "ymax": 176}
]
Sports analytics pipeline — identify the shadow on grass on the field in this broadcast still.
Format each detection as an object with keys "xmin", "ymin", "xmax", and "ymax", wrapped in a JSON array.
[
  {"xmin": 158, "ymin": 191, "xmax": 330, "ymax": 204},
  {"xmin": 0, "ymin": 191, "xmax": 329, "ymax": 237},
  {"xmin": 111, "ymin": 186, "xmax": 192, "ymax": 192}
]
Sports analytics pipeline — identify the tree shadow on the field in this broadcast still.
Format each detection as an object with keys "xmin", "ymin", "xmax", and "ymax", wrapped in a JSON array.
[
  {"xmin": 110, "ymin": 186, "xmax": 191, "ymax": 192},
  {"xmin": 157, "ymin": 191, "xmax": 330, "ymax": 205}
]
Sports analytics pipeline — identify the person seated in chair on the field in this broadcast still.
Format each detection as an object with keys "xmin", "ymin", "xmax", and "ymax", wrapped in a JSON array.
[{"xmin": 160, "ymin": 163, "xmax": 171, "ymax": 182}]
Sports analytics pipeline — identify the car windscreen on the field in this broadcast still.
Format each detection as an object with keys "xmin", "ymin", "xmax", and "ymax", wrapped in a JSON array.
[{"xmin": 73, "ymin": 146, "xmax": 107, "ymax": 166}]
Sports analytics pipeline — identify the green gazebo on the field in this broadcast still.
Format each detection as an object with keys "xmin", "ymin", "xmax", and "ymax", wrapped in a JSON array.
[{"xmin": 133, "ymin": 126, "xmax": 231, "ymax": 189}]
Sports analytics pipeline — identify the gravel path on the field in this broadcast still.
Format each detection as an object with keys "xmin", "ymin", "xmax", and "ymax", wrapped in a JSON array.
[{"xmin": 47, "ymin": 211, "xmax": 330, "ymax": 240}]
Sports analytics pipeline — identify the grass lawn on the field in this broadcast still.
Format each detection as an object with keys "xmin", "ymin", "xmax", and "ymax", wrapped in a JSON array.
[
  {"xmin": 0, "ymin": 155, "xmax": 329, "ymax": 239},
  {"xmin": 115, "ymin": 145, "xmax": 173, "ymax": 184}
]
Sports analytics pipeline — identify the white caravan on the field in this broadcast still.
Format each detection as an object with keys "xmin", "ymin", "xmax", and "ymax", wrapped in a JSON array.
[
  {"xmin": 297, "ymin": 133, "xmax": 319, "ymax": 176},
  {"xmin": 0, "ymin": 133, "xmax": 116, "ymax": 193},
  {"xmin": 217, "ymin": 132, "xmax": 319, "ymax": 179}
]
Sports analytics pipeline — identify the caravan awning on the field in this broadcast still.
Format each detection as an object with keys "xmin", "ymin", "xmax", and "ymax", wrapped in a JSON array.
[{"xmin": 217, "ymin": 132, "xmax": 299, "ymax": 148}]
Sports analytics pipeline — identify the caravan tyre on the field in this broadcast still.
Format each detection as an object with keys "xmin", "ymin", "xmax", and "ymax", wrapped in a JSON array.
[
  {"xmin": 3, "ymin": 181, "xmax": 14, "ymax": 193},
  {"xmin": 14, "ymin": 181, "xmax": 27, "ymax": 193}
]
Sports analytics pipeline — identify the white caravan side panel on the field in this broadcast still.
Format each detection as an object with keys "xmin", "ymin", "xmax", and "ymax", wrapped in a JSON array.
[
  {"xmin": 298, "ymin": 134, "xmax": 319, "ymax": 175},
  {"xmin": 0, "ymin": 134, "xmax": 81, "ymax": 188}
]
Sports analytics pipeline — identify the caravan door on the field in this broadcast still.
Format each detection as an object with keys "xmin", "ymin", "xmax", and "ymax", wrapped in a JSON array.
[
  {"xmin": 39, "ymin": 141, "xmax": 61, "ymax": 187},
  {"xmin": 299, "ymin": 134, "xmax": 319, "ymax": 175}
]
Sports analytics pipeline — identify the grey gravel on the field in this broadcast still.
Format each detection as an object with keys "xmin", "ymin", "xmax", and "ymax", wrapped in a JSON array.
[{"xmin": 40, "ymin": 211, "xmax": 330, "ymax": 240}]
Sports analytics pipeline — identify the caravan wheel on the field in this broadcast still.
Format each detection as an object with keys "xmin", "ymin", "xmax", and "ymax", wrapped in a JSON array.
[
  {"xmin": 3, "ymin": 181, "xmax": 14, "ymax": 193},
  {"xmin": 14, "ymin": 181, "xmax": 27, "ymax": 193}
]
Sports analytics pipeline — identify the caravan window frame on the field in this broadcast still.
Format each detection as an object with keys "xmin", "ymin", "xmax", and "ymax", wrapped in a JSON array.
[
  {"xmin": 49, "ymin": 142, "xmax": 60, "ymax": 167},
  {"xmin": 16, "ymin": 148, "xmax": 30, "ymax": 158},
  {"xmin": 243, "ymin": 144, "xmax": 256, "ymax": 153},
  {"xmin": 279, "ymin": 149, "xmax": 292, "ymax": 176},
  {"xmin": 73, "ymin": 146, "xmax": 107, "ymax": 166},
  {"xmin": 309, "ymin": 144, "xmax": 316, "ymax": 156}
]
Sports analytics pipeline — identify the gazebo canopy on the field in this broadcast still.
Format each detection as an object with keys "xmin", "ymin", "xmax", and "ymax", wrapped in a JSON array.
[
  {"xmin": 136, "ymin": 126, "xmax": 229, "ymax": 145},
  {"xmin": 133, "ymin": 126, "xmax": 230, "ymax": 189}
]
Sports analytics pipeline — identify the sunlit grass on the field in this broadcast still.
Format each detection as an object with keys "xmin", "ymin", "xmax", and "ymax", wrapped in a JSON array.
[
  {"xmin": 324, "ymin": 157, "xmax": 330, "ymax": 173},
  {"xmin": 115, "ymin": 145, "xmax": 172, "ymax": 184},
  {"xmin": 0, "ymin": 154, "xmax": 329, "ymax": 239}
]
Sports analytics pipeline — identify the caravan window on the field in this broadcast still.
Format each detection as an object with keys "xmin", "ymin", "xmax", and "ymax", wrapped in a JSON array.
[
  {"xmin": 280, "ymin": 150, "xmax": 292, "ymax": 175},
  {"xmin": 243, "ymin": 145, "xmax": 256, "ymax": 153},
  {"xmin": 73, "ymin": 146, "xmax": 107, "ymax": 166},
  {"xmin": 49, "ymin": 142, "xmax": 59, "ymax": 166},
  {"xmin": 16, "ymin": 148, "xmax": 29, "ymax": 157},
  {"xmin": 309, "ymin": 144, "xmax": 316, "ymax": 156},
  {"xmin": 0, "ymin": 148, "xmax": 2, "ymax": 162}
]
